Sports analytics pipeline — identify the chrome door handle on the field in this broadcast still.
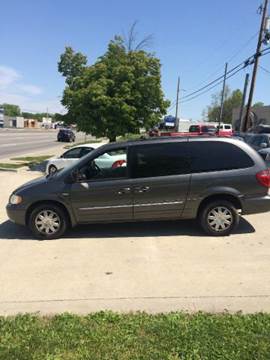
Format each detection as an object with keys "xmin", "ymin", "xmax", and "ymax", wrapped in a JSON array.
[
  {"xmin": 118, "ymin": 187, "xmax": 131, "ymax": 195},
  {"xmin": 135, "ymin": 186, "xmax": 150, "ymax": 193}
]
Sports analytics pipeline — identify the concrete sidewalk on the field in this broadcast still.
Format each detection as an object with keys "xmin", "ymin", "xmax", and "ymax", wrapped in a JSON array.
[{"xmin": 0, "ymin": 172, "xmax": 270, "ymax": 315}]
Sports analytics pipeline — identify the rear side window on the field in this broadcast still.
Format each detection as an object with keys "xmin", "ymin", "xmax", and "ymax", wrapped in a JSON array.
[
  {"xmin": 190, "ymin": 141, "xmax": 254, "ymax": 173},
  {"xmin": 132, "ymin": 143, "xmax": 190, "ymax": 178}
]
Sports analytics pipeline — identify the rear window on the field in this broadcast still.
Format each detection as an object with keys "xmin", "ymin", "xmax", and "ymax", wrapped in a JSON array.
[
  {"xmin": 132, "ymin": 143, "xmax": 190, "ymax": 178},
  {"xmin": 189, "ymin": 125, "xmax": 199, "ymax": 133},
  {"xmin": 189, "ymin": 141, "xmax": 254, "ymax": 173}
]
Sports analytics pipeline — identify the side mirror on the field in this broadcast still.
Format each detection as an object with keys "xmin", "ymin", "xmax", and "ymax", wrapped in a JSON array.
[{"xmin": 260, "ymin": 142, "xmax": 268, "ymax": 149}]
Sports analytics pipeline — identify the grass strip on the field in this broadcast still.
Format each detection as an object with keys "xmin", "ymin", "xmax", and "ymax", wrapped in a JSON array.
[
  {"xmin": 0, "ymin": 311, "xmax": 270, "ymax": 359},
  {"xmin": 10, "ymin": 155, "xmax": 53, "ymax": 163},
  {"xmin": 0, "ymin": 162, "xmax": 28, "ymax": 169}
]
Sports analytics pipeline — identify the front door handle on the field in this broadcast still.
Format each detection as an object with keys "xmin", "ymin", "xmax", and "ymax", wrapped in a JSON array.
[
  {"xmin": 134, "ymin": 186, "xmax": 150, "ymax": 193},
  {"xmin": 117, "ymin": 187, "xmax": 131, "ymax": 195}
]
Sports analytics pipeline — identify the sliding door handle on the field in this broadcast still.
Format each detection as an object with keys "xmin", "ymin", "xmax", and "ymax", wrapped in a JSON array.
[
  {"xmin": 118, "ymin": 187, "xmax": 131, "ymax": 195},
  {"xmin": 134, "ymin": 186, "xmax": 150, "ymax": 193}
]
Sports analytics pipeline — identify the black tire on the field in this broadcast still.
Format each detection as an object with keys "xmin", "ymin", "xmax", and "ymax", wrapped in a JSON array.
[
  {"xmin": 48, "ymin": 165, "xmax": 57, "ymax": 175},
  {"xmin": 198, "ymin": 200, "xmax": 239, "ymax": 237},
  {"xmin": 28, "ymin": 203, "xmax": 68, "ymax": 240}
]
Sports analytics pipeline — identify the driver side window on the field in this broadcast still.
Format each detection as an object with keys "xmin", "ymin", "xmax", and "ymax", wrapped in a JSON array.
[{"xmin": 79, "ymin": 148, "xmax": 127, "ymax": 181}]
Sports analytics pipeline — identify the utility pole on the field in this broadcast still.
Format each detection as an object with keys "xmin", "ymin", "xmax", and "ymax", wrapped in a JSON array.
[
  {"xmin": 243, "ymin": 0, "xmax": 269, "ymax": 132},
  {"xmin": 175, "ymin": 76, "xmax": 180, "ymax": 131},
  {"xmin": 218, "ymin": 62, "xmax": 228, "ymax": 134},
  {"xmin": 239, "ymin": 73, "xmax": 250, "ymax": 132}
]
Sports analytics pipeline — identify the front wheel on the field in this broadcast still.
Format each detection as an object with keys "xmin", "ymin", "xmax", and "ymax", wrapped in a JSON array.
[
  {"xmin": 29, "ymin": 204, "xmax": 68, "ymax": 240},
  {"xmin": 199, "ymin": 200, "xmax": 239, "ymax": 236},
  {"xmin": 48, "ymin": 165, "xmax": 57, "ymax": 175}
]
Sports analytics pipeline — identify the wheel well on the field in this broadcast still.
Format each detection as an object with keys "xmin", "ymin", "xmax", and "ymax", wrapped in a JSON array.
[
  {"xmin": 25, "ymin": 200, "xmax": 71, "ymax": 226},
  {"xmin": 197, "ymin": 194, "xmax": 242, "ymax": 217}
]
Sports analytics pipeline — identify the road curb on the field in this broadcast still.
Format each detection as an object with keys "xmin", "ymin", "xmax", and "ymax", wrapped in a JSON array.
[{"xmin": 0, "ymin": 167, "xmax": 18, "ymax": 173}]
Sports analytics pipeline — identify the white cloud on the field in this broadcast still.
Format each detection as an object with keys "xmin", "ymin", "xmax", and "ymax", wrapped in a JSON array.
[
  {"xmin": 0, "ymin": 66, "xmax": 20, "ymax": 88},
  {"xmin": 17, "ymin": 84, "xmax": 43, "ymax": 95},
  {"xmin": 0, "ymin": 64, "xmax": 64, "ymax": 113}
]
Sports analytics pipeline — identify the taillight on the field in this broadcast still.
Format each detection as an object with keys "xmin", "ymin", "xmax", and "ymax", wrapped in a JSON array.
[{"xmin": 256, "ymin": 169, "xmax": 270, "ymax": 188}]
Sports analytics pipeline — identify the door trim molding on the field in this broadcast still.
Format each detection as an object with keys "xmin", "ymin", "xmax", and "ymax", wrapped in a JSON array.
[{"xmin": 79, "ymin": 200, "xmax": 183, "ymax": 211}]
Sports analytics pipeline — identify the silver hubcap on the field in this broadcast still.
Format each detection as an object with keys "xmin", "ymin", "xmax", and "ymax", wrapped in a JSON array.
[
  {"xmin": 35, "ymin": 210, "xmax": 61, "ymax": 235},
  {"xmin": 207, "ymin": 206, "xmax": 233, "ymax": 232},
  {"xmin": 49, "ymin": 166, "xmax": 57, "ymax": 174}
]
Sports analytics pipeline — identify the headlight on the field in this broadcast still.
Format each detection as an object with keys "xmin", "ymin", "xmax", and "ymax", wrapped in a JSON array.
[{"xmin": 9, "ymin": 194, "xmax": 23, "ymax": 205}]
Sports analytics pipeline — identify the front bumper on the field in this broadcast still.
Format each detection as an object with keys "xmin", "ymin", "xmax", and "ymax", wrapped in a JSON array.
[
  {"xmin": 242, "ymin": 195, "xmax": 270, "ymax": 215},
  {"xmin": 6, "ymin": 204, "xmax": 26, "ymax": 226}
]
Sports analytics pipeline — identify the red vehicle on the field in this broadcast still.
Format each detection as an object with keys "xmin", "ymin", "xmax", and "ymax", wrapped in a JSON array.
[
  {"xmin": 160, "ymin": 124, "xmax": 233, "ymax": 137},
  {"xmin": 160, "ymin": 124, "xmax": 217, "ymax": 137}
]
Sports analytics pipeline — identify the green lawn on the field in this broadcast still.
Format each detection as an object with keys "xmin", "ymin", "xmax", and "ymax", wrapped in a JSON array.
[
  {"xmin": 0, "ymin": 162, "xmax": 28, "ymax": 169},
  {"xmin": 10, "ymin": 155, "xmax": 53, "ymax": 163},
  {"xmin": 1, "ymin": 312, "xmax": 270, "ymax": 359}
]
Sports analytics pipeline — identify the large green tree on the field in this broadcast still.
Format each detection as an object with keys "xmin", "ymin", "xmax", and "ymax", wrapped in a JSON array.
[
  {"xmin": 0, "ymin": 103, "xmax": 21, "ymax": 117},
  {"xmin": 58, "ymin": 38, "xmax": 169, "ymax": 141},
  {"xmin": 206, "ymin": 87, "xmax": 243, "ymax": 124}
]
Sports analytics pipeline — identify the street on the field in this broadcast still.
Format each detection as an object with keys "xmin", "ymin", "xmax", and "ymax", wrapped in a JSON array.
[
  {"xmin": 0, "ymin": 129, "xmax": 86, "ymax": 160},
  {"xmin": 0, "ymin": 171, "xmax": 270, "ymax": 315}
]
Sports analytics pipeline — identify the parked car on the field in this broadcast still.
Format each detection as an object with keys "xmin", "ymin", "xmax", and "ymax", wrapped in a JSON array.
[
  {"xmin": 7, "ymin": 137, "xmax": 270, "ymax": 240},
  {"xmin": 189, "ymin": 124, "xmax": 217, "ymax": 135},
  {"xmin": 57, "ymin": 129, "xmax": 76, "ymax": 142},
  {"xmin": 216, "ymin": 123, "xmax": 233, "ymax": 136},
  {"xmin": 46, "ymin": 144, "xmax": 98, "ymax": 175},
  {"xmin": 46, "ymin": 143, "xmax": 125, "ymax": 175},
  {"xmin": 246, "ymin": 134, "xmax": 270, "ymax": 152}
]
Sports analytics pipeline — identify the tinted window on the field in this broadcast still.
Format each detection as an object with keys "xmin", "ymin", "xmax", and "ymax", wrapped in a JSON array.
[
  {"xmin": 190, "ymin": 141, "xmax": 254, "ymax": 173},
  {"xmin": 251, "ymin": 135, "xmax": 265, "ymax": 146},
  {"xmin": 132, "ymin": 143, "xmax": 190, "ymax": 178},
  {"xmin": 225, "ymin": 125, "xmax": 231, "ymax": 129},
  {"xmin": 202, "ymin": 126, "xmax": 216, "ymax": 133}
]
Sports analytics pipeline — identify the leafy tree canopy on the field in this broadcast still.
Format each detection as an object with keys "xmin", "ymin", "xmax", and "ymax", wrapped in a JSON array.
[
  {"xmin": 205, "ymin": 87, "xmax": 243, "ymax": 124},
  {"xmin": 58, "ymin": 36, "xmax": 170, "ymax": 141},
  {"xmin": 253, "ymin": 102, "xmax": 265, "ymax": 108},
  {"xmin": 0, "ymin": 103, "xmax": 21, "ymax": 117}
]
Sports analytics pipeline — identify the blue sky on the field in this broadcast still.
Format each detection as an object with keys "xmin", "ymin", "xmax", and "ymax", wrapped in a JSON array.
[{"xmin": 0, "ymin": 0, "xmax": 269, "ymax": 120}]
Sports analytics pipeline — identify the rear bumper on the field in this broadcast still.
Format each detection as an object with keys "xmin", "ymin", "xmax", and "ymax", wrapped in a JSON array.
[
  {"xmin": 6, "ymin": 204, "xmax": 26, "ymax": 226},
  {"xmin": 242, "ymin": 195, "xmax": 270, "ymax": 215}
]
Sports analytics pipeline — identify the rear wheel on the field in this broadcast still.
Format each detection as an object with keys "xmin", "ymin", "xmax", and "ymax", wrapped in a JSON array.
[
  {"xmin": 199, "ymin": 200, "xmax": 239, "ymax": 236},
  {"xmin": 29, "ymin": 204, "xmax": 68, "ymax": 240}
]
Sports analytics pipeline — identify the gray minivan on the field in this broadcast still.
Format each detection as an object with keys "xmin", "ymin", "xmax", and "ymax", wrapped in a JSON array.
[{"xmin": 6, "ymin": 137, "xmax": 270, "ymax": 239}]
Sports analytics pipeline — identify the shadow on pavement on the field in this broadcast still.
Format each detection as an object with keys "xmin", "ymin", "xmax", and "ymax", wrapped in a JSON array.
[{"xmin": 0, "ymin": 217, "xmax": 255, "ymax": 241}]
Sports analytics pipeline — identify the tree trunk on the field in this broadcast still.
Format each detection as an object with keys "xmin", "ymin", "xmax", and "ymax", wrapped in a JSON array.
[{"xmin": 109, "ymin": 135, "xmax": 117, "ymax": 142}]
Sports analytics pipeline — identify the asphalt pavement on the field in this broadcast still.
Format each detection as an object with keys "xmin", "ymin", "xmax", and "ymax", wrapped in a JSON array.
[{"xmin": 0, "ymin": 128, "xmax": 86, "ymax": 160}]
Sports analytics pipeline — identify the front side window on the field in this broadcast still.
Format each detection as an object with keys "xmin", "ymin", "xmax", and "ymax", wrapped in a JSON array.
[
  {"xmin": 132, "ymin": 143, "xmax": 190, "ymax": 178},
  {"xmin": 190, "ymin": 141, "xmax": 254, "ymax": 173},
  {"xmin": 78, "ymin": 148, "xmax": 127, "ymax": 181}
]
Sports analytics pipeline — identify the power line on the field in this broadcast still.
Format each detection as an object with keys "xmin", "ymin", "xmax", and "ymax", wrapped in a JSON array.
[
  {"xmin": 259, "ymin": 65, "xmax": 270, "ymax": 74},
  {"xmin": 179, "ymin": 49, "xmax": 270, "ymax": 104},
  {"xmin": 180, "ymin": 65, "xmax": 246, "ymax": 104},
  {"xmin": 180, "ymin": 61, "xmax": 248, "ymax": 101}
]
